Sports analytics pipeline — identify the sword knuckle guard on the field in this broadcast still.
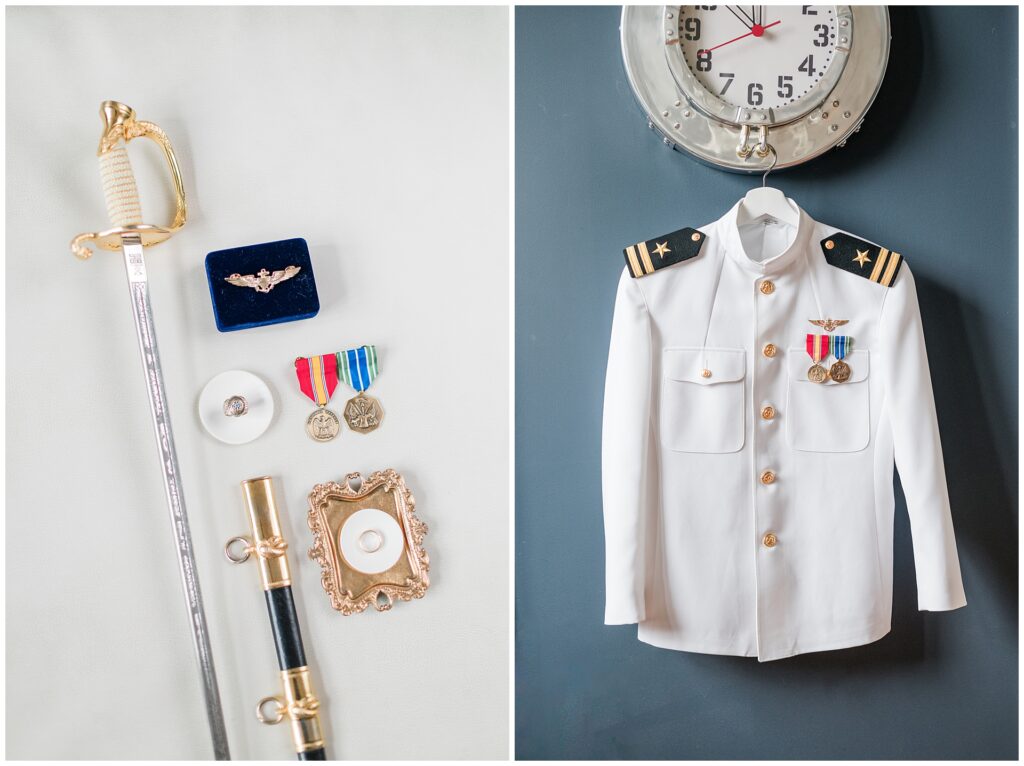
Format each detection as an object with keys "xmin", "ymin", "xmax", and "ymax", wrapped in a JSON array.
[{"xmin": 70, "ymin": 100, "xmax": 188, "ymax": 260}]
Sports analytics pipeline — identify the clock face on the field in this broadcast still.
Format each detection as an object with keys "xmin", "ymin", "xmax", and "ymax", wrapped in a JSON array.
[{"xmin": 678, "ymin": 5, "xmax": 838, "ymax": 113}]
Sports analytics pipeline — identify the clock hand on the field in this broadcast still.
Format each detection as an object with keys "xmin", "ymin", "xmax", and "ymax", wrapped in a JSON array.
[{"xmin": 699, "ymin": 19, "xmax": 780, "ymax": 54}]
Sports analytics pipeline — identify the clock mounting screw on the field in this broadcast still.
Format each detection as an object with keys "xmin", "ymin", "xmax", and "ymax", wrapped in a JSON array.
[
  {"xmin": 840, "ymin": 18, "xmax": 849, "ymax": 27},
  {"xmin": 832, "ymin": 100, "xmax": 840, "ymax": 108},
  {"xmin": 674, "ymin": 99, "xmax": 682, "ymax": 107},
  {"xmin": 683, "ymin": 109, "xmax": 692, "ymax": 118},
  {"xmin": 840, "ymin": 36, "xmax": 849, "ymax": 44},
  {"xmin": 829, "ymin": 124, "xmax": 839, "ymax": 132},
  {"xmin": 673, "ymin": 122, "xmax": 681, "ymax": 129},
  {"xmin": 843, "ymin": 111, "xmax": 851, "ymax": 119},
  {"xmin": 821, "ymin": 112, "xmax": 829, "ymax": 119}
]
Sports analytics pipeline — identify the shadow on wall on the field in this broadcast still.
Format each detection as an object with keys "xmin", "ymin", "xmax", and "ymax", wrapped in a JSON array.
[{"xmin": 787, "ymin": 6, "xmax": 922, "ymax": 184}]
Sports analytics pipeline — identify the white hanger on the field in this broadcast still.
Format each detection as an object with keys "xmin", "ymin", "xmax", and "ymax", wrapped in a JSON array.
[{"xmin": 735, "ymin": 147, "xmax": 800, "ymax": 228}]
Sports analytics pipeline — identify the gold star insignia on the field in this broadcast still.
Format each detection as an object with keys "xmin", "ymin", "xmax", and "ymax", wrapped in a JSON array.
[
  {"xmin": 853, "ymin": 249, "xmax": 872, "ymax": 268},
  {"xmin": 652, "ymin": 241, "xmax": 672, "ymax": 259}
]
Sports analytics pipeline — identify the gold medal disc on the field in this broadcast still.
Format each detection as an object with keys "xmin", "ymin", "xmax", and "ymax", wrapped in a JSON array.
[
  {"xmin": 807, "ymin": 364, "xmax": 828, "ymax": 383},
  {"xmin": 306, "ymin": 407, "xmax": 341, "ymax": 442},
  {"xmin": 344, "ymin": 393, "xmax": 384, "ymax": 433},
  {"xmin": 829, "ymin": 360, "xmax": 851, "ymax": 383}
]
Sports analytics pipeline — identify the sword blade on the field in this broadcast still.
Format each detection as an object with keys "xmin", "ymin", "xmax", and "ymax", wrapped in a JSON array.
[{"xmin": 121, "ymin": 235, "xmax": 231, "ymax": 760}]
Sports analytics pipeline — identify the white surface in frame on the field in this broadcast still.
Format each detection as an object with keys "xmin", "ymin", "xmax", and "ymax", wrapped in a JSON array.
[{"xmin": 5, "ymin": 6, "xmax": 509, "ymax": 760}]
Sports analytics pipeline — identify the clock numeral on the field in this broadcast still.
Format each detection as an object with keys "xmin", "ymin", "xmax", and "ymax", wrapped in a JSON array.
[
  {"xmin": 813, "ymin": 23, "xmax": 829, "ymax": 47},
  {"xmin": 777, "ymin": 75, "xmax": 793, "ymax": 99},
  {"xmin": 798, "ymin": 54, "xmax": 817, "ymax": 77},
  {"xmin": 802, "ymin": 5, "xmax": 817, "ymax": 14},
  {"xmin": 718, "ymin": 72, "xmax": 735, "ymax": 95},
  {"xmin": 747, "ymin": 82, "xmax": 763, "ymax": 107},
  {"xmin": 696, "ymin": 49, "xmax": 713, "ymax": 72},
  {"xmin": 683, "ymin": 17, "xmax": 701, "ymax": 41}
]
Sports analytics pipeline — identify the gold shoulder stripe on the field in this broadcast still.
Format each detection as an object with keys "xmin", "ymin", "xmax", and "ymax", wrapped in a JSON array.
[
  {"xmin": 636, "ymin": 241, "xmax": 655, "ymax": 275},
  {"xmin": 880, "ymin": 251, "xmax": 902, "ymax": 287},
  {"xmin": 868, "ymin": 247, "xmax": 889, "ymax": 283}
]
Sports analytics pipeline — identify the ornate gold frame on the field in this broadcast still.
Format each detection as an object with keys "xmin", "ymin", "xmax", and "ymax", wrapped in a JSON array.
[{"xmin": 307, "ymin": 469, "xmax": 429, "ymax": 615}]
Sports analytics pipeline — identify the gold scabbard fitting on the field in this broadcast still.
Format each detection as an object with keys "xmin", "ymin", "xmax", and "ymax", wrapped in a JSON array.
[
  {"xmin": 255, "ymin": 667, "xmax": 325, "ymax": 753},
  {"xmin": 225, "ymin": 477, "xmax": 292, "ymax": 589},
  {"xmin": 70, "ymin": 100, "xmax": 188, "ymax": 260}
]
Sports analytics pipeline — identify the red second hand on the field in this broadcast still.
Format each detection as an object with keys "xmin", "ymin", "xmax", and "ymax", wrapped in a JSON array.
[{"xmin": 700, "ymin": 19, "xmax": 780, "ymax": 54}]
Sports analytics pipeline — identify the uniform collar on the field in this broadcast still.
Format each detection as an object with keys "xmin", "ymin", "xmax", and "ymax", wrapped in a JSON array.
[{"xmin": 719, "ymin": 198, "xmax": 813, "ymax": 276}]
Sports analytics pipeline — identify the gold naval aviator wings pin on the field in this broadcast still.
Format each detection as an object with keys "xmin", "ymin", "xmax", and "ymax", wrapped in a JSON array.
[
  {"xmin": 809, "ymin": 318, "xmax": 849, "ymax": 333},
  {"xmin": 225, "ymin": 265, "xmax": 301, "ymax": 293}
]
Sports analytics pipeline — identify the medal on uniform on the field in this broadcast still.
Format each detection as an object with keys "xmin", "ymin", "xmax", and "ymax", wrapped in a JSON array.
[
  {"xmin": 295, "ymin": 353, "xmax": 341, "ymax": 442},
  {"xmin": 337, "ymin": 345, "xmax": 384, "ymax": 433},
  {"xmin": 829, "ymin": 335, "xmax": 852, "ymax": 383},
  {"xmin": 806, "ymin": 333, "xmax": 830, "ymax": 383}
]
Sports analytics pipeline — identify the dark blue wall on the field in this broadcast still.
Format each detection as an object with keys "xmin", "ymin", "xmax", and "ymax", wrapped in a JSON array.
[{"xmin": 515, "ymin": 6, "xmax": 1017, "ymax": 760}]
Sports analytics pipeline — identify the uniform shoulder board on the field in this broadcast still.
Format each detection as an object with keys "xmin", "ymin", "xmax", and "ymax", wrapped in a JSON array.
[
  {"xmin": 623, "ymin": 227, "xmax": 706, "ymax": 279},
  {"xmin": 821, "ymin": 232, "xmax": 905, "ymax": 288}
]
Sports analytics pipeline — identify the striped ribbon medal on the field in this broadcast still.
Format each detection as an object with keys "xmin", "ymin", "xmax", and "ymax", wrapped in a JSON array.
[
  {"xmin": 294, "ymin": 353, "xmax": 341, "ymax": 441},
  {"xmin": 806, "ymin": 334, "xmax": 830, "ymax": 383},
  {"xmin": 336, "ymin": 345, "xmax": 384, "ymax": 433},
  {"xmin": 829, "ymin": 335, "xmax": 853, "ymax": 383}
]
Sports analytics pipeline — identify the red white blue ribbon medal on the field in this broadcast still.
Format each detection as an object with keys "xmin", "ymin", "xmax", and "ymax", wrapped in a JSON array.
[
  {"xmin": 295, "ymin": 353, "xmax": 341, "ymax": 441},
  {"xmin": 829, "ymin": 335, "xmax": 852, "ymax": 383},
  {"xmin": 336, "ymin": 345, "xmax": 383, "ymax": 433},
  {"xmin": 806, "ymin": 334, "xmax": 830, "ymax": 383}
]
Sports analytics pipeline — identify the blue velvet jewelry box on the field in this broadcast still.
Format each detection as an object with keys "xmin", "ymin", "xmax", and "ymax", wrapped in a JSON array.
[{"xmin": 205, "ymin": 238, "xmax": 320, "ymax": 332}]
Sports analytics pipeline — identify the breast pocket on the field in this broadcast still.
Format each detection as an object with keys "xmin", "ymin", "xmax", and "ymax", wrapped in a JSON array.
[
  {"xmin": 660, "ymin": 348, "xmax": 746, "ymax": 453},
  {"xmin": 786, "ymin": 348, "xmax": 870, "ymax": 452}
]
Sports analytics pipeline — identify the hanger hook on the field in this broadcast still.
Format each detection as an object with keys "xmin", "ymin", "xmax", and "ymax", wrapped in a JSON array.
[{"xmin": 761, "ymin": 144, "xmax": 778, "ymax": 188}]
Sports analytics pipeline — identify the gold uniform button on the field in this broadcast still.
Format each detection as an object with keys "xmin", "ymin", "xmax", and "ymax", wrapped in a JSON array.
[
  {"xmin": 700, "ymin": 368, "xmax": 712, "ymax": 378},
  {"xmin": 761, "ymin": 405, "xmax": 776, "ymax": 421},
  {"xmin": 763, "ymin": 532, "xmax": 778, "ymax": 548},
  {"xmin": 759, "ymin": 280, "xmax": 775, "ymax": 295},
  {"xmin": 762, "ymin": 343, "xmax": 777, "ymax": 358},
  {"xmin": 691, "ymin": 231, "xmax": 702, "ymax": 242},
  {"xmin": 760, "ymin": 470, "xmax": 776, "ymax": 485},
  {"xmin": 825, "ymin": 239, "xmax": 835, "ymax": 250}
]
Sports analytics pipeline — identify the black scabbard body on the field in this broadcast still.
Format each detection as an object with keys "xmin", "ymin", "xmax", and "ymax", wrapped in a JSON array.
[{"xmin": 241, "ymin": 477, "xmax": 327, "ymax": 760}]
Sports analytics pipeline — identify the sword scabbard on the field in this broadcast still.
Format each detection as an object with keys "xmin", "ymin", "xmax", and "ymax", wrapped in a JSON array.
[{"xmin": 227, "ymin": 477, "xmax": 328, "ymax": 760}]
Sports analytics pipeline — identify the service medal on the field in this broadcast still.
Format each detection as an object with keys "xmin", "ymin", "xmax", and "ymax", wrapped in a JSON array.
[
  {"xmin": 295, "ymin": 353, "xmax": 341, "ymax": 442},
  {"xmin": 806, "ymin": 333, "xmax": 830, "ymax": 384},
  {"xmin": 829, "ymin": 335, "xmax": 852, "ymax": 383},
  {"xmin": 337, "ymin": 345, "xmax": 384, "ymax": 434}
]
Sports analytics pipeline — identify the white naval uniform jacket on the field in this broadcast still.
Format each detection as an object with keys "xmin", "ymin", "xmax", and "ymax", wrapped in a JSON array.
[{"xmin": 602, "ymin": 202, "xmax": 966, "ymax": 661}]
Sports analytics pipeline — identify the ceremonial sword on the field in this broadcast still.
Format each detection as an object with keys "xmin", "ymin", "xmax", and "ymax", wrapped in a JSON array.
[{"xmin": 71, "ymin": 101, "xmax": 231, "ymax": 760}]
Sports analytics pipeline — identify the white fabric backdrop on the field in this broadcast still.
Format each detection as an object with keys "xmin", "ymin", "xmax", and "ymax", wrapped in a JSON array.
[{"xmin": 6, "ymin": 6, "xmax": 509, "ymax": 759}]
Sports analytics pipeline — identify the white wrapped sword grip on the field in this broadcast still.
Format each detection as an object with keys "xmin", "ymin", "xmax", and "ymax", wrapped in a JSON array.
[{"xmin": 99, "ymin": 145, "xmax": 143, "ymax": 227}]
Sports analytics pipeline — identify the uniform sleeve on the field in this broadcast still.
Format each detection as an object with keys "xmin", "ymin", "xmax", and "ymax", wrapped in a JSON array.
[
  {"xmin": 602, "ymin": 269, "xmax": 653, "ymax": 624},
  {"xmin": 879, "ymin": 265, "xmax": 967, "ymax": 611}
]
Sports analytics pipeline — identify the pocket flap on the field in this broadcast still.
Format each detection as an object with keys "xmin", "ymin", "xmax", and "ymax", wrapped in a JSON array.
[
  {"xmin": 788, "ymin": 348, "xmax": 869, "ymax": 384},
  {"xmin": 664, "ymin": 348, "xmax": 746, "ymax": 385}
]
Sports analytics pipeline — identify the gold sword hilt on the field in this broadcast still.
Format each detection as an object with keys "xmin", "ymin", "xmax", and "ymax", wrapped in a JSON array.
[{"xmin": 70, "ymin": 100, "xmax": 188, "ymax": 260}]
